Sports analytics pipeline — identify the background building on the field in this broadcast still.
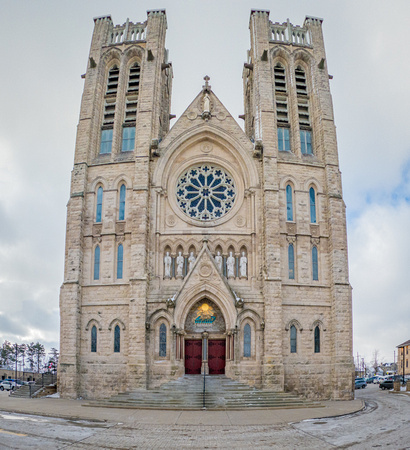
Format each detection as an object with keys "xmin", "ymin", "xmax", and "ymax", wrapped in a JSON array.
[
  {"xmin": 59, "ymin": 9, "xmax": 354, "ymax": 400},
  {"xmin": 397, "ymin": 340, "xmax": 410, "ymax": 377}
]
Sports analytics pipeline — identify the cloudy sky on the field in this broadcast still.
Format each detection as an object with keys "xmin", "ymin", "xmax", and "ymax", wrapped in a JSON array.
[{"xmin": 1, "ymin": 0, "xmax": 409, "ymax": 367}]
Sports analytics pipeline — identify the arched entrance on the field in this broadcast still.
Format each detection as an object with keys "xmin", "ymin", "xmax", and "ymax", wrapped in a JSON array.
[{"xmin": 184, "ymin": 299, "xmax": 226, "ymax": 375}]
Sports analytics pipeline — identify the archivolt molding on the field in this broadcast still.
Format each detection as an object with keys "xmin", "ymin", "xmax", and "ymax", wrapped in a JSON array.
[
  {"xmin": 310, "ymin": 319, "xmax": 326, "ymax": 332},
  {"xmin": 100, "ymin": 47, "xmax": 122, "ymax": 71},
  {"xmin": 174, "ymin": 285, "xmax": 236, "ymax": 331},
  {"xmin": 148, "ymin": 308, "xmax": 173, "ymax": 327},
  {"xmin": 271, "ymin": 46, "xmax": 292, "ymax": 62},
  {"xmin": 85, "ymin": 318, "xmax": 102, "ymax": 331},
  {"xmin": 285, "ymin": 319, "xmax": 303, "ymax": 332},
  {"xmin": 90, "ymin": 177, "xmax": 109, "ymax": 192},
  {"xmin": 280, "ymin": 175, "xmax": 299, "ymax": 191},
  {"xmin": 237, "ymin": 308, "xmax": 262, "ymax": 327},
  {"xmin": 153, "ymin": 127, "xmax": 258, "ymax": 189},
  {"xmin": 304, "ymin": 177, "xmax": 322, "ymax": 193},
  {"xmin": 108, "ymin": 318, "xmax": 126, "ymax": 331},
  {"xmin": 123, "ymin": 45, "xmax": 144, "ymax": 67},
  {"xmin": 111, "ymin": 174, "xmax": 133, "ymax": 190},
  {"xmin": 293, "ymin": 48, "xmax": 314, "ymax": 67}
]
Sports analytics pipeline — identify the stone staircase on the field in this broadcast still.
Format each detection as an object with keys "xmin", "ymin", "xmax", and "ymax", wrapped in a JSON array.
[
  {"xmin": 85, "ymin": 375, "xmax": 322, "ymax": 410},
  {"xmin": 10, "ymin": 373, "xmax": 57, "ymax": 399}
]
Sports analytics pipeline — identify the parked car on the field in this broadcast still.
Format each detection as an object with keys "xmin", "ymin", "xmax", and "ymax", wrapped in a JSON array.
[
  {"xmin": 0, "ymin": 381, "xmax": 15, "ymax": 391},
  {"xmin": 355, "ymin": 378, "xmax": 367, "ymax": 389},
  {"xmin": 379, "ymin": 376, "xmax": 406, "ymax": 390}
]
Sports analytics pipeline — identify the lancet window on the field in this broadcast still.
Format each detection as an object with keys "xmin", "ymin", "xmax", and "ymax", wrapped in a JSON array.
[
  {"xmin": 288, "ymin": 244, "xmax": 295, "ymax": 280},
  {"xmin": 159, "ymin": 323, "xmax": 167, "ymax": 357},
  {"xmin": 309, "ymin": 187, "xmax": 317, "ymax": 223},
  {"xmin": 94, "ymin": 246, "xmax": 100, "ymax": 281},
  {"xmin": 314, "ymin": 326, "xmax": 320, "ymax": 353},
  {"xmin": 290, "ymin": 325, "xmax": 297, "ymax": 353},
  {"xmin": 91, "ymin": 326, "xmax": 97, "ymax": 353},
  {"xmin": 312, "ymin": 246, "xmax": 319, "ymax": 281},
  {"xmin": 243, "ymin": 323, "xmax": 251, "ymax": 357},
  {"xmin": 114, "ymin": 325, "xmax": 120, "ymax": 353}
]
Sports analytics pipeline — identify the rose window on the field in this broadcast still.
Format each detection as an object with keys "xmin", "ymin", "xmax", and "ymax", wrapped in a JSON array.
[{"xmin": 176, "ymin": 164, "xmax": 236, "ymax": 221}]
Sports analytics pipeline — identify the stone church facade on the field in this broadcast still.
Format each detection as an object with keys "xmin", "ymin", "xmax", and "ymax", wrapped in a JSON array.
[{"xmin": 59, "ymin": 9, "xmax": 354, "ymax": 400}]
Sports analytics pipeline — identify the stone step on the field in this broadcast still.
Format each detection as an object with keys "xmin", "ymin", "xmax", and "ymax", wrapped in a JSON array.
[{"xmin": 85, "ymin": 375, "xmax": 322, "ymax": 410}]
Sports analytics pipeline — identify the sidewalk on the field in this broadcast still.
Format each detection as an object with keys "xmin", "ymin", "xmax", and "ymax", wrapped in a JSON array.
[{"xmin": 0, "ymin": 392, "xmax": 364, "ymax": 426}]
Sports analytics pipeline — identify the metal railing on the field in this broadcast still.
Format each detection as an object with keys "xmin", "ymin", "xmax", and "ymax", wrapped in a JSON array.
[{"xmin": 202, "ymin": 372, "xmax": 206, "ymax": 409}]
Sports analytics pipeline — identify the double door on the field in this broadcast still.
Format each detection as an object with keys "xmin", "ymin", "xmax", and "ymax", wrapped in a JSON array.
[{"xmin": 184, "ymin": 339, "xmax": 226, "ymax": 375}]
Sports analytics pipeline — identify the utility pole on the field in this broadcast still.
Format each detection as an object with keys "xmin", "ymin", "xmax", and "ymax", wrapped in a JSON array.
[{"xmin": 14, "ymin": 343, "xmax": 18, "ymax": 382}]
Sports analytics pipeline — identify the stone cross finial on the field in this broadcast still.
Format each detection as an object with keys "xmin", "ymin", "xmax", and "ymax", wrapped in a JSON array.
[{"xmin": 202, "ymin": 75, "xmax": 211, "ymax": 92}]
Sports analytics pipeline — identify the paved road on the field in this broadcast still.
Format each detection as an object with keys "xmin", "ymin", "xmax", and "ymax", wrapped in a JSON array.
[{"xmin": 0, "ymin": 384, "xmax": 408, "ymax": 449}]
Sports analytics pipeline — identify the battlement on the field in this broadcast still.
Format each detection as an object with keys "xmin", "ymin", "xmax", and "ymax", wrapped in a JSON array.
[
  {"xmin": 108, "ymin": 19, "xmax": 147, "ymax": 45},
  {"xmin": 270, "ymin": 18, "xmax": 312, "ymax": 47}
]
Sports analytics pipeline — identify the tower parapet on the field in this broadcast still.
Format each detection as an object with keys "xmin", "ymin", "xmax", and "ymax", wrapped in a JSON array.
[
  {"xmin": 270, "ymin": 18, "xmax": 313, "ymax": 47},
  {"xmin": 108, "ymin": 19, "xmax": 147, "ymax": 45}
]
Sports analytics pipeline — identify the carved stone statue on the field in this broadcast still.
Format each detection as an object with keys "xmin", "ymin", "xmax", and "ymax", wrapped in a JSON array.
[
  {"xmin": 188, "ymin": 251, "xmax": 196, "ymax": 272},
  {"xmin": 203, "ymin": 93, "xmax": 210, "ymax": 113},
  {"xmin": 227, "ymin": 251, "xmax": 235, "ymax": 279},
  {"xmin": 240, "ymin": 251, "xmax": 247, "ymax": 279},
  {"xmin": 176, "ymin": 251, "xmax": 184, "ymax": 279},
  {"xmin": 214, "ymin": 251, "xmax": 222, "ymax": 272},
  {"xmin": 164, "ymin": 251, "xmax": 172, "ymax": 279}
]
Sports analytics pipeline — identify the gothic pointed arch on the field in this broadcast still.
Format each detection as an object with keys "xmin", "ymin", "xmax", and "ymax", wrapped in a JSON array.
[
  {"xmin": 85, "ymin": 318, "xmax": 102, "ymax": 331},
  {"xmin": 285, "ymin": 318, "xmax": 303, "ymax": 332},
  {"xmin": 108, "ymin": 318, "xmax": 126, "ymax": 331}
]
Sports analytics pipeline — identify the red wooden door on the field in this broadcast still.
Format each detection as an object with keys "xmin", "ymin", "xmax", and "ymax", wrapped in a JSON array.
[
  {"xmin": 185, "ymin": 340, "xmax": 202, "ymax": 374},
  {"xmin": 208, "ymin": 340, "xmax": 226, "ymax": 375}
]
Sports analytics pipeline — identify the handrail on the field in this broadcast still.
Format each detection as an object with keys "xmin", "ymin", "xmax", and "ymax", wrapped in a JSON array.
[{"xmin": 202, "ymin": 372, "xmax": 206, "ymax": 409}]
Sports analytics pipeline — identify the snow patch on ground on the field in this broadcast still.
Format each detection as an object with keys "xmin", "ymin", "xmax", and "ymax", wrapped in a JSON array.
[{"xmin": 46, "ymin": 392, "xmax": 60, "ymax": 398}]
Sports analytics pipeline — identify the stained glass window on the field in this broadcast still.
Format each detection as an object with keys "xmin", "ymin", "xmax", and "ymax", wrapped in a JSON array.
[
  {"xmin": 244, "ymin": 323, "xmax": 251, "ymax": 357},
  {"xmin": 121, "ymin": 127, "xmax": 135, "ymax": 152},
  {"xmin": 278, "ymin": 127, "xmax": 290, "ymax": 151},
  {"xmin": 300, "ymin": 130, "xmax": 312, "ymax": 154},
  {"xmin": 286, "ymin": 184, "xmax": 293, "ymax": 221},
  {"xmin": 290, "ymin": 325, "xmax": 297, "ymax": 353},
  {"xmin": 100, "ymin": 128, "xmax": 113, "ymax": 154},
  {"xmin": 114, "ymin": 325, "xmax": 120, "ymax": 353},
  {"xmin": 91, "ymin": 325, "xmax": 97, "ymax": 352},
  {"xmin": 159, "ymin": 323, "xmax": 166, "ymax": 357},
  {"xmin": 309, "ymin": 187, "xmax": 316, "ymax": 223},
  {"xmin": 312, "ymin": 246, "xmax": 319, "ymax": 281},
  {"xmin": 117, "ymin": 244, "xmax": 123, "ymax": 279},
  {"xmin": 288, "ymin": 244, "xmax": 295, "ymax": 280},
  {"xmin": 314, "ymin": 326, "xmax": 320, "ymax": 353},
  {"xmin": 176, "ymin": 165, "xmax": 236, "ymax": 221},
  {"xmin": 96, "ymin": 187, "xmax": 103, "ymax": 222},
  {"xmin": 119, "ymin": 184, "xmax": 126, "ymax": 220},
  {"xmin": 94, "ymin": 246, "xmax": 100, "ymax": 281}
]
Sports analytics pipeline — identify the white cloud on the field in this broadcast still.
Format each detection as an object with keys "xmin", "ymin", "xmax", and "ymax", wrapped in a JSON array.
[{"xmin": 350, "ymin": 201, "xmax": 410, "ymax": 363}]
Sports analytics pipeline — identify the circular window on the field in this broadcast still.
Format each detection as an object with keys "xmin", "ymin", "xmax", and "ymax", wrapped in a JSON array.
[{"xmin": 176, "ymin": 164, "xmax": 236, "ymax": 221}]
